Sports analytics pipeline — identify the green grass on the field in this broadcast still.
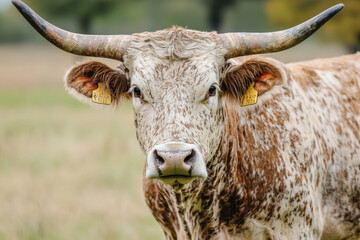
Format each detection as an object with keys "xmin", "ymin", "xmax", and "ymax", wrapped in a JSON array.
[
  {"xmin": 0, "ymin": 88, "xmax": 163, "ymax": 240},
  {"xmin": 0, "ymin": 89, "xmax": 84, "ymax": 108}
]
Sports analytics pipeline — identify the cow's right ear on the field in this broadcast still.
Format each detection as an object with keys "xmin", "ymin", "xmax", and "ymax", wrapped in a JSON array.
[
  {"xmin": 65, "ymin": 61, "xmax": 129, "ymax": 105},
  {"xmin": 221, "ymin": 56, "xmax": 289, "ymax": 103}
]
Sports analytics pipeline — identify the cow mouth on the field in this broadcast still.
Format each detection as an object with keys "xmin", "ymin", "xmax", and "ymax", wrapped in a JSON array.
[
  {"xmin": 159, "ymin": 174, "xmax": 196, "ymax": 185},
  {"xmin": 160, "ymin": 175, "xmax": 192, "ymax": 178}
]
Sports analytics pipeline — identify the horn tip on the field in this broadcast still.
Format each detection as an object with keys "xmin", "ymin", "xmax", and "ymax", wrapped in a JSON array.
[
  {"xmin": 338, "ymin": 3, "xmax": 344, "ymax": 8},
  {"xmin": 332, "ymin": 3, "xmax": 344, "ymax": 12},
  {"xmin": 12, "ymin": 0, "xmax": 22, "ymax": 6},
  {"xmin": 12, "ymin": 0, "xmax": 25, "ymax": 11}
]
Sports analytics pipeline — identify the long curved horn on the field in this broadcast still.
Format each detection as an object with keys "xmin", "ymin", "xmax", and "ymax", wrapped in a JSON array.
[
  {"xmin": 12, "ymin": 0, "xmax": 131, "ymax": 60},
  {"xmin": 219, "ymin": 4, "xmax": 344, "ymax": 59}
]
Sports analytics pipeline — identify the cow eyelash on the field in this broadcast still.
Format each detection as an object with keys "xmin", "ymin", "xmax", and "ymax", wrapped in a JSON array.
[
  {"xmin": 206, "ymin": 84, "xmax": 221, "ymax": 98},
  {"xmin": 208, "ymin": 86, "xmax": 217, "ymax": 96},
  {"xmin": 133, "ymin": 87, "xmax": 142, "ymax": 98},
  {"xmin": 128, "ymin": 86, "xmax": 144, "ymax": 100},
  {"xmin": 201, "ymin": 84, "xmax": 221, "ymax": 103}
]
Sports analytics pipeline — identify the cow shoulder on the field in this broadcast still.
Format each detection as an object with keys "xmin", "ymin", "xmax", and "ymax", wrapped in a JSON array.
[{"xmin": 287, "ymin": 52, "xmax": 360, "ymax": 97}]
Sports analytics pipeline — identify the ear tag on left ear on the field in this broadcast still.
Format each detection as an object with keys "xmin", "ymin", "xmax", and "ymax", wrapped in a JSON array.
[
  {"xmin": 92, "ymin": 82, "xmax": 112, "ymax": 105},
  {"xmin": 240, "ymin": 82, "xmax": 258, "ymax": 107}
]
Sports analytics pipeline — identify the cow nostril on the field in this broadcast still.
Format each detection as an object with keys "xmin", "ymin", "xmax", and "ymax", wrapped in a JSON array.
[
  {"xmin": 154, "ymin": 150, "xmax": 165, "ymax": 167},
  {"xmin": 184, "ymin": 150, "xmax": 195, "ymax": 165}
]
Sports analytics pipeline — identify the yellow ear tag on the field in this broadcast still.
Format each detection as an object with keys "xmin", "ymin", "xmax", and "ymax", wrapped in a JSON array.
[
  {"xmin": 240, "ymin": 82, "xmax": 258, "ymax": 107},
  {"xmin": 92, "ymin": 82, "xmax": 111, "ymax": 105}
]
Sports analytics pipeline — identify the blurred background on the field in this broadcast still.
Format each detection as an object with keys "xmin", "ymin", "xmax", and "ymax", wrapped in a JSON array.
[{"xmin": 0, "ymin": 0, "xmax": 358, "ymax": 239}]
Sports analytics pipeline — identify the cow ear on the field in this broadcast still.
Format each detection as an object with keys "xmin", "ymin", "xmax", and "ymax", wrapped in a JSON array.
[
  {"xmin": 221, "ymin": 56, "xmax": 288, "ymax": 102},
  {"xmin": 65, "ymin": 61, "xmax": 129, "ymax": 105}
]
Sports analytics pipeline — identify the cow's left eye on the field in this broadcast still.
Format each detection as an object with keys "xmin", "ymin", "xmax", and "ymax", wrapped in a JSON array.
[
  {"xmin": 129, "ymin": 85, "xmax": 145, "ymax": 102},
  {"xmin": 133, "ymin": 87, "xmax": 142, "ymax": 98},
  {"xmin": 208, "ymin": 85, "xmax": 217, "ymax": 97}
]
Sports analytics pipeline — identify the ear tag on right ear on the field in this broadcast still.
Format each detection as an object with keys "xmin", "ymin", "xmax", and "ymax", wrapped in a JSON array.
[
  {"xmin": 92, "ymin": 82, "xmax": 112, "ymax": 105},
  {"xmin": 240, "ymin": 82, "xmax": 258, "ymax": 107}
]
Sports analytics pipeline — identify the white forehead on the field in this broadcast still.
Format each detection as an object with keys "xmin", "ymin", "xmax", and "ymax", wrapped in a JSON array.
[
  {"xmin": 129, "ymin": 56, "xmax": 220, "ymax": 106},
  {"xmin": 123, "ymin": 26, "xmax": 226, "ymax": 85},
  {"xmin": 122, "ymin": 27, "xmax": 226, "ymax": 102},
  {"xmin": 125, "ymin": 26, "xmax": 224, "ymax": 59},
  {"xmin": 130, "ymin": 55, "xmax": 219, "ymax": 86}
]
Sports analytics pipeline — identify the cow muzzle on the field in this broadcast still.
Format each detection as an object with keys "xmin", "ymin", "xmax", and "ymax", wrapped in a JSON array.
[{"xmin": 146, "ymin": 142, "xmax": 207, "ymax": 185}]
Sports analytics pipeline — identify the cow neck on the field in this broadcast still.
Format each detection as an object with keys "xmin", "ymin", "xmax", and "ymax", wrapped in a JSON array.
[
  {"xmin": 217, "ymin": 92, "xmax": 290, "ymax": 227},
  {"xmin": 170, "ymin": 95, "xmax": 290, "ymax": 238}
]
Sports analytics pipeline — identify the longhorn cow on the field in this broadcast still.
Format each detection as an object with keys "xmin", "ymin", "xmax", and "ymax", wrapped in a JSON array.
[{"xmin": 13, "ymin": 1, "xmax": 360, "ymax": 239}]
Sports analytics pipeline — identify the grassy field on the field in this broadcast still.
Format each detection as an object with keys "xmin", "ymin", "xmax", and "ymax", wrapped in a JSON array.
[
  {"xmin": 0, "ymin": 45, "xmax": 163, "ymax": 240},
  {"xmin": 0, "ymin": 43, "xmax": 348, "ymax": 240}
]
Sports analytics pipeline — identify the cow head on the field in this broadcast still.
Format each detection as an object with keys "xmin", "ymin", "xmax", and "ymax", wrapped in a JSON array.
[
  {"xmin": 12, "ymin": 0, "xmax": 343, "ymax": 187},
  {"xmin": 65, "ymin": 30, "xmax": 226, "ymax": 185}
]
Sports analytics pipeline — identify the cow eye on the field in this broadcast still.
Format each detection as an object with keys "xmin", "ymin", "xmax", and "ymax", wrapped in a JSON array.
[
  {"xmin": 208, "ymin": 85, "xmax": 217, "ymax": 97},
  {"xmin": 133, "ymin": 87, "xmax": 142, "ymax": 98}
]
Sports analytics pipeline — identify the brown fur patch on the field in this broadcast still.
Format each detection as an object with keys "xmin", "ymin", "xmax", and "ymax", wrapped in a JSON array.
[
  {"xmin": 66, "ymin": 61, "xmax": 129, "ymax": 104},
  {"xmin": 221, "ymin": 60, "xmax": 282, "ymax": 101}
]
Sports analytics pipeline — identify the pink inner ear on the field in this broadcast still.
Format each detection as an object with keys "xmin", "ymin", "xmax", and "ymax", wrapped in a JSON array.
[
  {"xmin": 254, "ymin": 73, "xmax": 274, "ymax": 93},
  {"xmin": 258, "ymin": 73, "xmax": 273, "ymax": 81},
  {"xmin": 76, "ymin": 76, "xmax": 98, "ymax": 91}
]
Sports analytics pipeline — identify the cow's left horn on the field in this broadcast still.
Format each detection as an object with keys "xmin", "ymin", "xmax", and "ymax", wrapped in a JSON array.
[
  {"xmin": 219, "ymin": 4, "xmax": 344, "ymax": 59},
  {"xmin": 12, "ymin": 0, "xmax": 131, "ymax": 60}
]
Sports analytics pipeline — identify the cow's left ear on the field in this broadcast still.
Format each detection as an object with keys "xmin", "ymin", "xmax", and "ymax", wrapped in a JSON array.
[
  {"xmin": 65, "ymin": 61, "xmax": 129, "ymax": 105},
  {"xmin": 221, "ymin": 56, "xmax": 289, "ymax": 101}
]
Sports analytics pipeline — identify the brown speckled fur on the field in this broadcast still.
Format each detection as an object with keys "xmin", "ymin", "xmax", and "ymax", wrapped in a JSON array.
[{"xmin": 143, "ymin": 53, "xmax": 360, "ymax": 240}]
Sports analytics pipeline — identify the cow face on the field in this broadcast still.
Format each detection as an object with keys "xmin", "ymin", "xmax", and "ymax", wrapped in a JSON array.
[
  {"xmin": 128, "ymin": 54, "xmax": 223, "ymax": 185},
  {"xmin": 64, "ymin": 29, "xmax": 287, "ymax": 187},
  {"xmin": 124, "ymin": 35, "xmax": 225, "ymax": 185}
]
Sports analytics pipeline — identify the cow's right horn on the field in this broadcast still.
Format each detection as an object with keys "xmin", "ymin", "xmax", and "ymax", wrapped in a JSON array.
[
  {"xmin": 12, "ymin": 0, "xmax": 131, "ymax": 61},
  {"xmin": 219, "ymin": 4, "xmax": 344, "ymax": 59}
]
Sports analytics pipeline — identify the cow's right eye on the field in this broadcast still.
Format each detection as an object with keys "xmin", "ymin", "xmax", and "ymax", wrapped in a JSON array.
[
  {"xmin": 133, "ymin": 87, "xmax": 142, "ymax": 98},
  {"xmin": 208, "ymin": 86, "xmax": 217, "ymax": 96}
]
